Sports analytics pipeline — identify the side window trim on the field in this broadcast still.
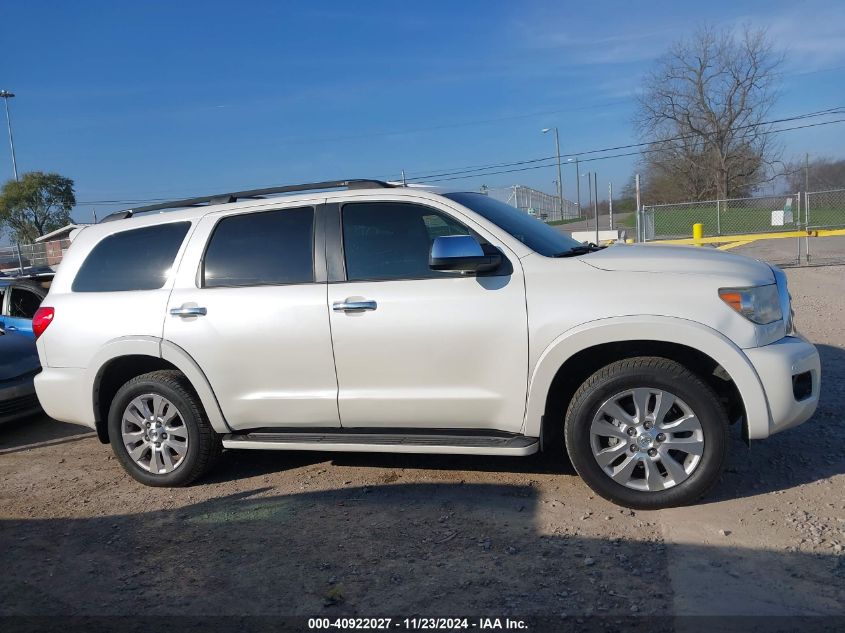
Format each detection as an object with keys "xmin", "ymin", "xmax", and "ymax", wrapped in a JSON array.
[{"xmin": 199, "ymin": 205, "xmax": 319, "ymax": 288}]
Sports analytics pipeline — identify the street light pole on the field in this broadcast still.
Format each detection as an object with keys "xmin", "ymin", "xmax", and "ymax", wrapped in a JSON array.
[
  {"xmin": 0, "ymin": 90, "xmax": 19, "ymax": 181},
  {"xmin": 575, "ymin": 157, "xmax": 581, "ymax": 218},
  {"xmin": 593, "ymin": 172, "xmax": 599, "ymax": 245},
  {"xmin": 542, "ymin": 128, "xmax": 564, "ymax": 218}
]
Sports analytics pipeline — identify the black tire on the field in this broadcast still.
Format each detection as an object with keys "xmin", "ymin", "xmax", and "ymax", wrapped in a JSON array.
[
  {"xmin": 108, "ymin": 370, "xmax": 221, "ymax": 486},
  {"xmin": 564, "ymin": 357, "xmax": 729, "ymax": 509}
]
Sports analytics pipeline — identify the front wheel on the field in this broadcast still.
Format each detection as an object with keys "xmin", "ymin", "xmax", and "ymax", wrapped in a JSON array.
[{"xmin": 564, "ymin": 357, "xmax": 729, "ymax": 509}]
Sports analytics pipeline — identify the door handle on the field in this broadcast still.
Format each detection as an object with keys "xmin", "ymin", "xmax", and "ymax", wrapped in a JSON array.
[
  {"xmin": 332, "ymin": 300, "xmax": 377, "ymax": 312},
  {"xmin": 170, "ymin": 306, "xmax": 208, "ymax": 317}
]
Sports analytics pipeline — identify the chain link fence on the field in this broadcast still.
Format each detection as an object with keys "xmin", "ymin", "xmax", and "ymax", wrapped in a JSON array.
[
  {"xmin": 636, "ymin": 190, "xmax": 845, "ymax": 268},
  {"xmin": 805, "ymin": 188, "xmax": 845, "ymax": 265},
  {"xmin": 640, "ymin": 194, "xmax": 802, "ymax": 241},
  {"xmin": 484, "ymin": 185, "xmax": 579, "ymax": 223}
]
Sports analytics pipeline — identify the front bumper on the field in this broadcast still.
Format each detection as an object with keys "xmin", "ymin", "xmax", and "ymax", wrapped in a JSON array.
[
  {"xmin": 0, "ymin": 373, "xmax": 41, "ymax": 424},
  {"xmin": 744, "ymin": 335, "xmax": 821, "ymax": 439}
]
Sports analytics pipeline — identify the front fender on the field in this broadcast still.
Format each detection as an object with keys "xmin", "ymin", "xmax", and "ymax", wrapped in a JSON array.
[{"xmin": 523, "ymin": 316, "xmax": 771, "ymax": 439}]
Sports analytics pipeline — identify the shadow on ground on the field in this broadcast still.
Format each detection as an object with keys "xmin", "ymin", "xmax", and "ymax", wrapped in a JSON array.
[
  {"xmin": 0, "ymin": 412, "xmax": 93, "ymax": 453},
  {"xmin": 1, "ymin": 482, "xmax": 842, "ymax": 621}
]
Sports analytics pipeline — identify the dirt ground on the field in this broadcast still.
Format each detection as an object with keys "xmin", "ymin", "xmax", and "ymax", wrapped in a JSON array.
[{"xmin": 1, "ymin": 266, "xmax": 843, "ymax": 626}]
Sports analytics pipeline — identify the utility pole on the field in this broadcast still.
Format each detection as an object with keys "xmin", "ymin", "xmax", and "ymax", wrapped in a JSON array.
[
  {"xmin": 804, "ymin": 153, "xmax": 809, "ymax": 194},
  {"xmin": 608, "ymin": 182, "xmax": 613, "ymax": 230},
  {"xmin": 542, "ymin": 128, "xmax": 564, "ymax": 216},
  {"xmin": 0, "ymin": 90, "xmax": 19, "ymax": 181},
  {"xmin": 593, "ymin": 172, "xmax": 599, "ymax": 245},
  {"xmin": 1, "ymin": 90, "xmax": 23, "ymax": 273},
  {"xmin": 635, "ymin": 173, "xmax": 642, "ymax": 242},
  {"xmin": 575, "ymin": 157, "xmax": 581, "ymax": 219},
  {"xmin": 584, "ymin": 171, "xmax": 593, "ymax": 242}
]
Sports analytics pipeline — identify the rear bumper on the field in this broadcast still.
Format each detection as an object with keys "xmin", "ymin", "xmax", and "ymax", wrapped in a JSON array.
[
  {"xmin": 33, "ymin": 367, "xmax": 95, "ymax": 430},
  {"xmin": 0, "ymin": 374, "xmax": 41, "ymax": 424},
  {"xmin": 744, "ymin": 335, "xmax": 821, "ymax": 439}
]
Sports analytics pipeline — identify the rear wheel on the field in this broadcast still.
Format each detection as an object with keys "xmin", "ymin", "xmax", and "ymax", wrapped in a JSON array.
[
  {"xmin": 564, "ymin": 357, "xmax": 729, "ymax": 509},
  {"xmin": 108, "ymin": 370, "xmax": 221, "ymax": 486}
]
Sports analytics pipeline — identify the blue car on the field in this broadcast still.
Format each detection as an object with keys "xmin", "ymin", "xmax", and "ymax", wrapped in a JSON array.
[
  {"xmin": 0, "ymin": 279, "xmax": 46, "ymax": 335},
  {"xmin": 0, "ymin": 279, "xmax": 46, "ymax": 422},
  {"xmin": 0, "ymin": 326, "xmax": 42, "ymax": 423}
]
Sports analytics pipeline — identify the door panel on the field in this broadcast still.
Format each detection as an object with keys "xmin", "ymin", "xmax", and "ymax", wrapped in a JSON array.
[
  {"xmin": 165, "ymin": 284, "xmax": 338, "ymax": 429},
  {"xmin": 327, "ymin": 200, "xmax": 528, "ymax": 432},
  {"xmin": 164, "ymin": 203, "xmax": 339, "ymax": 430}
]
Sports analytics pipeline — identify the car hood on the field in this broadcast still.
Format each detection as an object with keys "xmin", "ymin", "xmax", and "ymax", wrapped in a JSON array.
[
  {"xmin": 0, "ymin": 330, "xmax": 40, "ymax": 381},
  {"xmin": 581, "ymin": 244, "xmax": 775, "ymax": 285}
]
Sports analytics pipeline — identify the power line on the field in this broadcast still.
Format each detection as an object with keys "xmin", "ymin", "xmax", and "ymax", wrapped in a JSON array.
[
  {"xmin": 76, "ymin": 106, "xmax": 845, "ymax": 204},
  {"xmin": 403, "ymin": 107, "xmax": 844, "ymax": 183},
  {"xmin": 413, "ymin": 117, "xmax": 845, "ymax": 184}
]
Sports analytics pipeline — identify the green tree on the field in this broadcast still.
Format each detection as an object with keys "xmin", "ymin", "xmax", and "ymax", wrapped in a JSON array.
[{"xmin": 0, "ymin": 172, "xmax": 76, "ymax": 243}]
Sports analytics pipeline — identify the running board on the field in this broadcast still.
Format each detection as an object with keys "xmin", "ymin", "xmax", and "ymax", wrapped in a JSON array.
[{"xmin": 221, "ymin": 432, "xmax": 539, "ymax": 456}]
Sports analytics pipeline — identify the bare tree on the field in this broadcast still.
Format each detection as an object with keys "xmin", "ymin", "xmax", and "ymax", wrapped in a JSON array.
[
  {"xmin": 786, "ymin": 157, "xmax": 845, "ymax": 192},
  {"xmin": 636, "ymin": 25, "xmax": 783, "ymax": 202}
]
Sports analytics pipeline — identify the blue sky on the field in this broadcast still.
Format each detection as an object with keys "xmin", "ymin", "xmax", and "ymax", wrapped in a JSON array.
[{"xmin": 2, "ymin": 0, "xmax": 845, "ymax": 226}]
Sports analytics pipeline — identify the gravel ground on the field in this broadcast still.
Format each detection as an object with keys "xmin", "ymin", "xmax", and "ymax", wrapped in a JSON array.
[{"xmin": 0, "ymin": 266, "xmax": 843, "ymax": 625}]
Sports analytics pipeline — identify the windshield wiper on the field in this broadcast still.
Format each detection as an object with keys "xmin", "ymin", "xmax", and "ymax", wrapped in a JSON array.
[{"xmin": 551, "ymin": 243, "xmax": 605, "ymax": 258}]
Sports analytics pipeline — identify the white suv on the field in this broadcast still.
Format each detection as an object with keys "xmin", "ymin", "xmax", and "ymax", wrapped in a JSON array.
[{"xmin": 32, "ymin": 180, "xmax": 820, "ymax": 508}]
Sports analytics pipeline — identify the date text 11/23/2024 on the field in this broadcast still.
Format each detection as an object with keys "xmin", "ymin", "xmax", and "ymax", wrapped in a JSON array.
[{"xmin": 307, "ymin": 617, "xmax": 529, "ymax": 630}]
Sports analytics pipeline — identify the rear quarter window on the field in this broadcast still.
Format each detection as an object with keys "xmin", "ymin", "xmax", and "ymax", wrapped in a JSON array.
[{"xmin": 72, "ymin": 222, "xmax": 191, "ymax": 292}]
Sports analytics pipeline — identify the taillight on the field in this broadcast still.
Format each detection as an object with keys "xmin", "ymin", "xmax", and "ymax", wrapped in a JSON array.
[{"xmin": 32, "ymin": 307, "xmax": 55, "ymax": 340}]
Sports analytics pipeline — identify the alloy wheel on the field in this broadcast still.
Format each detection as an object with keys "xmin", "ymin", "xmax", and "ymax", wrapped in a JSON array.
[
  {"xmin": 121, "ymin": 393, "xmax": 189, "ymax": 474},
  {"xmin": 589, "ymin": 388, "xmax": 704, "ymax": 492}
]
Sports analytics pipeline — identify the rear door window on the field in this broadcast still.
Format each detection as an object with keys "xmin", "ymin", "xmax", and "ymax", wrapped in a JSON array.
[
  {"xmin": 72, "ymin": 222, "xmax": 191, "ymax": 292},
  {"xmin": 202, "ymin": 207, "xmax": 314, "ymax": 287}
]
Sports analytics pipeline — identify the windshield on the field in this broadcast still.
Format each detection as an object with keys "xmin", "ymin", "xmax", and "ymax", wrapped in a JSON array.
[{"xmin": 444, "ymin": 192, "xmax": 582, "ymax": 257}]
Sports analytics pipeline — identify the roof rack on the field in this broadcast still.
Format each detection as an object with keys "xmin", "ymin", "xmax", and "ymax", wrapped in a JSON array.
[{"xmin": 99, "ymin": 179, "xmax": 397, "ymax": 223}]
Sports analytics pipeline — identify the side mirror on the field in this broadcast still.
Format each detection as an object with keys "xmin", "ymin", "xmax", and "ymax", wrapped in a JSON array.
[{"xmin": 429, "ymin": 235, "xmax": 502, "ymax": 273}]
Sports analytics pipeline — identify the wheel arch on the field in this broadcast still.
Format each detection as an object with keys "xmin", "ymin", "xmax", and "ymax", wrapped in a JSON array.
[
  {"xmin": 526, "ymin": 316, "xmax": 771, "ymax": 447},
  {"xmin": 88, "ymin": 337, "xmax": 230, "ymax": 443}
]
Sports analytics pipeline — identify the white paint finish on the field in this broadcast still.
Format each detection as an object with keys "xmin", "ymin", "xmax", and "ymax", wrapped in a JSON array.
[
  {"xmin": 521, "ymin": 254, "xmax": 770, "ymax": 361},
  {"xmin": 584, "ymin": 242, "xmax": 776, "ymax": 283},
  {"xmin": 328, "ymin": 274, "xmax": 528, "ymax": 431},
  {"xmin": 743, "ymin": 335, "xmax": 820, "ymax": 438},
  {"xmin": 163, "ymin": 209, "xmax": 340, "ymax": 430},
  {"xmin": 34, "ymin": 186, "xmax": 820, "ymax": 451},
  {"xmin": 222, "ymin": 438, "xmax": 539, "ymax": 456},
  {"xmin": 160, "ymin": 340, "xmax": 231, "ymax": 434},
  {"xmin": 523, "ymin": 316, "xmax": 772, "ymax": 439},
  {"xmin": 34, "ymin": 367, "xmax": 92, "ymax": 428},
  {"xmin": 36, "ymin": 217, "xmax": 196, "ymax": 369}
]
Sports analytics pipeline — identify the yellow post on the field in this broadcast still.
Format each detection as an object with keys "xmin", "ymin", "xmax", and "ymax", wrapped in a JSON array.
[{"xmin": 693, "ymin": 223, "xmax": 704, "ymax": 246}]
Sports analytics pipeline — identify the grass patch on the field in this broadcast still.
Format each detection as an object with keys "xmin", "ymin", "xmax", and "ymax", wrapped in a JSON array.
[{"xmin": 647, "ymin": 206, "xmax": 844, "ymax": 238}]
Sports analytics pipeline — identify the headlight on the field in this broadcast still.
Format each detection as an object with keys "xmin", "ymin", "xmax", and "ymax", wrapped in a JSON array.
[{"xmin": 719, "ymin": 284, "xmax": 782, "ymax": 324}]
